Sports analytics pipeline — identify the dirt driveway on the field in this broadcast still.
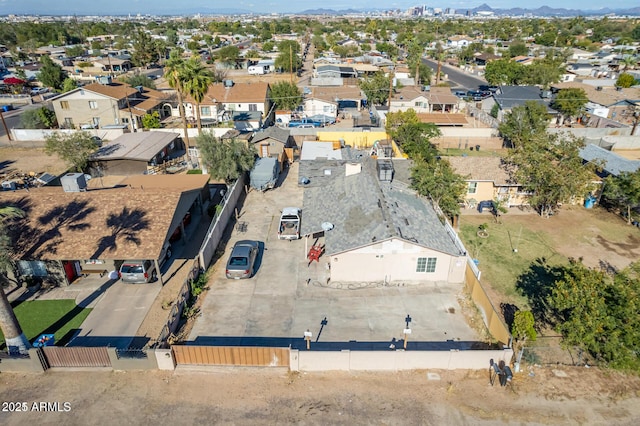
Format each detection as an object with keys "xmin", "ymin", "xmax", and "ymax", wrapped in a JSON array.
[{"xmin": 1, "ymin": 366, "xmax": 640, "ymax": 425}]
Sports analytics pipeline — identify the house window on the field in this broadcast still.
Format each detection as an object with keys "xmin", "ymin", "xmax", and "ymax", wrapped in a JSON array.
[
  {"xmin": 89, "ymin": 101, "xmax": 98, "ymax": 109},
  {"xmin": 416, "ymin": 257, "xmax": 437, "ymax": 273},
  {"xmin": 248, "ymin": 104, "xmax": 257, "ymax": 111},
  {"xmin": 467, "ymin": 182, "xmax": 478, "ymax": 194},
  {"xmin": 17, "ymin": 260, "xmax": 48, "ymax": 277},
  {"xmin": 60, "ymin": 101, "xmax": 69, "ymax": 110},
  {"xmin": 201, "ymin": 106, "xmax": 211, "ymax": 116},
  {"xmin": 64, "ymin": 117, "xmax": 74, "ymax": 128}
]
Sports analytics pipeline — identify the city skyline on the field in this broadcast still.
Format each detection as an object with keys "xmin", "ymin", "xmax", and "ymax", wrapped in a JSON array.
[{"xmin": 1, "ymin": 0, "xmax": 638, "ymax": 16}]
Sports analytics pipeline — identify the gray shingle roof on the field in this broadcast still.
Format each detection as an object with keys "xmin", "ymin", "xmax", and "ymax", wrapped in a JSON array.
[
  {"xmin": 250, "ymin": 126, "xmax": 291, "ymax": 144},
  {"xmin": 495, "ymin": 85, "xmax": 556, "ymax": 113},
  {"xmin": 580, "ymin": 144, "xmax": 640, "ymax": 177},
  {"xmin": 300, "ymin": 154, "xmax": 463, "ymax": 257}
]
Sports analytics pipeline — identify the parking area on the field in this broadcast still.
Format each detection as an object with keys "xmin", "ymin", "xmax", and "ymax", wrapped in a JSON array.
[{"xmin": 189, "ymin": 162, "xmax": 482, "ymax": 348}]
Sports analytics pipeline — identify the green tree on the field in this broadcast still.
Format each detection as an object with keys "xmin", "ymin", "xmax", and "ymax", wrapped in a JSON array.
[
  {"xmin": 61, "ymin": 77, "xmax": 77, "ymax": 93},
  {"xmin": 507, "ymin": 42, "xmax": 528, "ymax": 58},
  {"xmin": 506, "ymin": 132, "xmax": 596, "ymax": 218},
  {"xmin": 183, "ymin": 56, "xmax": 213, "ymax": 134},
  {"xmin": 65, "ymin": 45, "xmax": 85, "ymax": 57},
  {"xmin": 197, "ymin": 132, "xmax": 255, "ymax": 183},
  {"xmin": 44, "ymin": 131, "xmax": 98, "ymax": 172},
  {"xmin": 20, "ymin": 107, "xmax": 55, "ymax": 129},
  {"xmin": 38, "ymin": 55, "xmax": 66, "ymax": 90},
  {"xmin": 216, "ymin": 45, "xmax": 240, "ymax": 65},
  {"xmin": 131, "ymin": 30, "xmax": 155, "ymax": 68},
  {"xmin": 410, "ymin": 157, "xmax": 467, "ymax": 219},
  {"xmin": 548, "ymin": 260, "xmax": 640, "ymax": 371},
  {"xmin": 359, "ymin": 71, "xmax": 390, "ymax": 106},
  {"xmin": 262, "ymin": 41, "xmax": 275, "ymax": 52},
  {"xmin": 498, "ymin": 101, "xmax": 551, "ymax": 148},
  {"xmin": 616, "ymin": 73, "xmax": 636, "ymax": 88},
  {"xmin": 385, "ymin": 109, "xmax": 440, "ymax": 160},
  {"xmin": 551, "ymin": 88, "xmax": 587, "ymax": 122},
  {"xmin": 165, "ymin": 50, "xmax": 191, "ymax": 155},
  {"xmin": 602, "ymin": 171, "xmax": 640, "ymax": 225},
  {"xmin": 275, "ymin": 40, "xmax": 302, "ymax": 73},
  {"xmin": 141, "ymin": 111, "xmax": 161, "ymax": 129},
  {"xmin": 484, "ymin": 58, "xmax": 524, "ymax": 85},
  {"xmin": 270, "ymin": 81, "xmax": 302, "ymax": 111},
  {"xmin": 120, "ymin": 73, "xmax": 157, "ymax": 90},
  {"xmin": 520, "ymin": 59, "xmax": 563, "ymax": 88},
  {"xmin": 0, "ymin": 206, "xmax": 30, "ymax": 354}
]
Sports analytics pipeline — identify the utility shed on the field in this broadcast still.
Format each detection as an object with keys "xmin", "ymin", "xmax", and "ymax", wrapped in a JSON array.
[{"xmin": 250, "ymin": 157, "xmax": 280, "ymax": 191}]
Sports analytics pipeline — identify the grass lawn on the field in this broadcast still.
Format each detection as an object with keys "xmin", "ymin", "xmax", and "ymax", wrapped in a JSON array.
[{"xmin": 0, "ymin": 299, "xmax": 92, "ymax": 349}]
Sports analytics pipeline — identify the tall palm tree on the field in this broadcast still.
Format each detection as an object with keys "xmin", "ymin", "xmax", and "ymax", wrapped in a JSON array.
[
  {"xmin": 183, "ymin": 56, "xmax": 213, "ymax": 135},
  {"xmin": 0, "ymin": 206, "xmax": 29, "ymax": 354},
  {"xmin": 165, "ymin": 50, "xmax": 191, "ymax": 158}
]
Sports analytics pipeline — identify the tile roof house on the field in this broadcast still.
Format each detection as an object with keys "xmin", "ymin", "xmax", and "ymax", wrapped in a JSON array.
[
  {"xmin": 51, "ymin": 79, "xmax": 171, "ymax": 131},
  {"xmin": 299, "ymin": 152, "xmax": 467, "ymax": 284},
  {"xmin": 87, "ymin": 131, "xmax": 183, "ymax": 176},
  {"xmin": 1, "ymin": 174, "xmax": 210, "ymax": 286},
  {"xmin": 181, "ymin": 81, "xmax": 272, "ymax": 132},
  {"xmin": 447, "ymin": 156, "xmax": 529, "ymax": 208}
]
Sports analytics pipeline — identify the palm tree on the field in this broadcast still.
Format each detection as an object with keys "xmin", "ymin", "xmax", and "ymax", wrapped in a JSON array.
[
  {"xmin": 183, "ymin": 56, "xmax": 213, "ymax": 135},
  {"xmin": 0, "ymin": 206, "xmax": 30, "ymax": 354},
  {"xmin": 165, "ymin": 50, "xmax": 191, "ymax": 158}
]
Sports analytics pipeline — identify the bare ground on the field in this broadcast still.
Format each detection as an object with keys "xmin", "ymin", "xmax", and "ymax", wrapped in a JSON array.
[
  {"xmin": 1, "ymin": 366, "xmax": 639, "ymax": 425},
  {"xmin": 0, "ymin": 147, "xmax": 69, "ymax": 178}
]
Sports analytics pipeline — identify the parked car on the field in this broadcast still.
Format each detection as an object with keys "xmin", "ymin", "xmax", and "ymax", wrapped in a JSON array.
[
  {"xmin": 225, "ymin": 240, "xmax": 259, "ymax": 279},
  {"xmin": 30, "ymin": 87, "xmax": 48, "ymax": 95},
  {"xmin": 119, "ymin": 260, "xmax": 156, "ymax": 284}
]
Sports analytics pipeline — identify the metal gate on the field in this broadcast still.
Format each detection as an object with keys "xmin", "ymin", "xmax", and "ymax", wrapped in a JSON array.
[
  {"xmin": 173, "ymin": 346, "xmax": 289, "ymax": 367},
  {"xmin": 42, "ymin": 346, "xmax": 111, "ymax": 368}
]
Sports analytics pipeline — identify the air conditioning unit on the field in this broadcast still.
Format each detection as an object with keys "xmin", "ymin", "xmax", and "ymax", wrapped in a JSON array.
[
  {"xmin": 61, "ymin": 173, "xmax": 87, "ymax": 192},
  {"xmin": 1, "ymin": 180, "xmax": 16, "ymax": 190}
]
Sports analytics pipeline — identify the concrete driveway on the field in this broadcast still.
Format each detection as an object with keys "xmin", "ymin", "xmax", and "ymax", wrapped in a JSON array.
[{"xmin": 189, "ymin": 163, "xmax": 482, "ymax": 350}]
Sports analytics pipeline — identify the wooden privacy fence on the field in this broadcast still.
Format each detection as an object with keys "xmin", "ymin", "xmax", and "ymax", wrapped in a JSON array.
[
  {"xmin": 173, "ymin": 346, "xmax": 290, "ymax": 368},
  {"xmin": 41, "ymin": 346, "xmax": 111, "ymax": 368}
]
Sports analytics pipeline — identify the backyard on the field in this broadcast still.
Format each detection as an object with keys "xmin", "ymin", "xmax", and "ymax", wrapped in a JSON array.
[{"xmin": 0, "ymin": 299, "xmax": 91, "ymax": 349}]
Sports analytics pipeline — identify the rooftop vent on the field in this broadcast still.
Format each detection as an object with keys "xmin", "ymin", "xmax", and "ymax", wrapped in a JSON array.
[{"xmin": 223, "ymin": 79, "xmax": 234, "ymax": 88}]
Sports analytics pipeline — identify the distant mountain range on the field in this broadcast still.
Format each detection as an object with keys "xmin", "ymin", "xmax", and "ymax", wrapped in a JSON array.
[{"xmin": 1, "ymin": 3, "xmax": 639, "ymax": 17}]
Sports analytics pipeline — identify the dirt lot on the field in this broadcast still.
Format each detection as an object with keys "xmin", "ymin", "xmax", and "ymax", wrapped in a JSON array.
[
  {"xmin": 0, "ymin": 147, "xmax": 69, "ymax": 178},
  {"xmin": 1, "ymin": 366, "xmax": 640, "ymax": 425}
]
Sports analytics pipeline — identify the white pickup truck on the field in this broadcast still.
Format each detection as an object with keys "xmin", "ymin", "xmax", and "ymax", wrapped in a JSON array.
[{"xmin": 278, "ymin": 207, "xmax": 301, "ymax": 240}]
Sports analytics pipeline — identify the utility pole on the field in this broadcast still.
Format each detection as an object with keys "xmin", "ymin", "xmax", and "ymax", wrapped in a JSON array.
[
  {"xmin": 125, "ymin": 93, "xmax": 136, "ymax": 132},
  {"xmin": 289, "ymin": 44, "xmax": 293, "ymax": 84},
  {"xmin": 0, "ymin": 108, "xmax": 12, "ymax": 142},
  {"xmin": 387, "ymin": 66, "xmax": 394, "ymax": 108}
]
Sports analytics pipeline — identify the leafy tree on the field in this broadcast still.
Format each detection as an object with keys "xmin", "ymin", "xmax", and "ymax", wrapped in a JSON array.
[
  {"xmin": 44, "ymin": 131, "xmax": 98, "ymax": 172},
  {"xmin": 183, "ymin": 56, "xmax": 213, "ymax": 134},
  {"xmin": 512, "ymin": 310, "xmax": 537, "ymax": 363},
  {"xmin": 484, "ymin": 58, "xmax": 524, "ymax": 85},
  {"xmin": 62, "ymin": 77, "xmax": 77, "ymax": 93},
  {"xmin": 262, "ymin": 41, "xmax": 275, "ymax": 52},
  {"xmin": 490, "ymin": 103, "xmax": 499, "ymax": 118},
  {"xmin": 216, "ymin": 45, "xmax": 240, "ymax": 65},
  {"xmin": 508, "ymin": 42, "xmax": 528, "ymax": 58},
  {"xmin": 197, "ymin": 132, "xmax": 255, "ymax": 183},
  {"xmin": 0, "ymin": 205, "xmax": 30, "ymax": 354},
  {"xmin": 410, "ymin": 157, "xmax": 467, "ymax": 220},
  {"xmin": 616, "ymin": 73, "xmax": 636, "ymax": 88},
  {"xmin": 270, "ymin": 81, "xmax": 302, "ymax": 111},
  {"xmin": 120, "ymin": 73, "xmax": 157, "ymax": 90},
  {"xmin": 38, "ymin": 55, "xmax": 66, "ymax": 90},
  {"xmin": 602, "ymin": 170, "xmax": 640, "ymax": 225},
  {"xmin": 520, "ymin": 59, "xmax": 563, "ymax": 88},
  {"xmin": 131, "ymin": 30, "xmax": 155, "ymax": 68},
  {"xmin": 165, "ymin": 50, "xmax": 191, "ymax": 154},
  {"xmin": 65, "ymin": 45, "xmax": 85, "ymax": 58},
  {"xmin": 498, "ymin": 101, "xmax": 551, "ymax": 148},
  {"xmin": 275, "ymin": 40, "xmax": 302, "ymax": 72},
  {"xmin": 548, "ymin": 260, "xmax": 640, "ymax": 371},
  {"xmin": 20, "ymin": 107, "xmax": 53, "ymax": 129},
  {"xmin": 375, "ymin": 41, "xmax": 398, "ymax": 59},
  {"xmin": 141, "ymin": 111, "xmax": 161, "ymax": 129},
  {"xmin": 506, "ymin": 132, "xmax": 596, "ymax": 218},
  {"xmin": 632, "ymin": 24, "xmax": 640, "ymax": 41},
  {"xmin": 359, "ymin": 71, "xmax": 390, "ymax": 106},
  {"xmin": 385, "ymin": 109, "xmax": 440, "ymax": 160},
  {"xmin": 551, "ymin": 88, "xmax": 587, "ymax": 122}
]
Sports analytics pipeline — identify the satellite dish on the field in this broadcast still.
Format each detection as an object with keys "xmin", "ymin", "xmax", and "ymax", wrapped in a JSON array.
[{"xmin": 321, "ymin": 222, "xmax": 334, "ymax": 231}]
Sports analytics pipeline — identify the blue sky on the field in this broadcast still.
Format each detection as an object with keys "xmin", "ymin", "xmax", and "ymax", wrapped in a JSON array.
[{"xmin": 0, "ymin": 0, "xmax": 637, "ymax": 15}]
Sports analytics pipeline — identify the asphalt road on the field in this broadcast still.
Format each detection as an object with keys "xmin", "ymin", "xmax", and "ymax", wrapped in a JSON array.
[{"xmin": 422, "ymin": 58, "xmax": 487, "ymax": 92}]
